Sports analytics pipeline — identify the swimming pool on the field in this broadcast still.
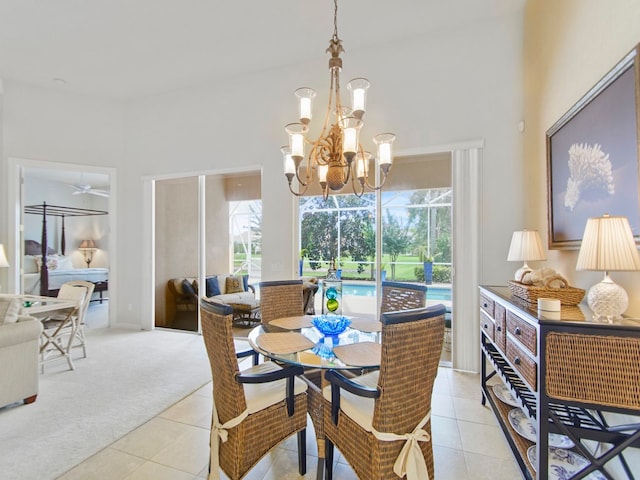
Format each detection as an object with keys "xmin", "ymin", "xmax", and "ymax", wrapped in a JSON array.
[{"xmin": 332, "ymin": 282, "xmax": 452, "ymax": 301}]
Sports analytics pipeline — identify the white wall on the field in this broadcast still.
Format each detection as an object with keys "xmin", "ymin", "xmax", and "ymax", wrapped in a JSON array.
[
  {"xmin": 524, "ymin": 0, "xmax": 640, "ymax": 316},
  {"xmin": 125, "ymin": 11, "xmax": 524, "ymax": 326},
  {"xmin": 0, "ymin": 81, "xmax": 123, "ymax": 305},
  {"xmin": 2, "ymin": 10, "xmax": 524, "ymax": 328}
]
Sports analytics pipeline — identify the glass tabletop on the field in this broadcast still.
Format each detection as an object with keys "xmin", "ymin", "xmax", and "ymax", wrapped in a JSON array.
[
  {"xmin": 13, "ymin": 295, "xmax": 78, "ymax": 314},
  {"xmin": 248, "ymin": 323, "xmax": 381, "ymax": 369}
]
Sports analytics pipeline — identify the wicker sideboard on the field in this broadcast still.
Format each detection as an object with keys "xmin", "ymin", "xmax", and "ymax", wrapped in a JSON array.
[{"xmin": 479, "ymin": 285, "xmax": 640, "ymax": 480}]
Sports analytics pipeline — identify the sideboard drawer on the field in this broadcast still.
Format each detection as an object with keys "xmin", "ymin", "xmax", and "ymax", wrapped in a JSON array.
[
  {"xmin": 480, "ymin": 311, "xmax": 495, "ymax": 341},
  {"xmin": 507, "ymin": 311, "xmax": 537, "ymax": 356},
  {"xmin": 494, "ymin": 303, "xmax": 507, "ymax": 353},
  {"xmin": 480, "ymin": 293, "xmax": 494, "ymax": 317},
  {"xmin": 506, "ymin": 340, "xmax": 537, "ymax": 391}
]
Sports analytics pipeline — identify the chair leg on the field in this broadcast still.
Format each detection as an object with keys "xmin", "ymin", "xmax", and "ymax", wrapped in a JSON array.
[
  {"xmin": 77, "ymin": 325, "xmax": 87, "ymax": 358},
  {"xmin": 325, "ymin": 437, "xmax": 334, "ymax": 480},
  {"xmin": 297, "ymin": 428, "xmax": 307, "ymax": 476}
]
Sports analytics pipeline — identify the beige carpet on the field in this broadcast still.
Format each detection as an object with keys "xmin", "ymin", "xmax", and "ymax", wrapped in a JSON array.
[{"xmin": 0, "ymin": 317, "xmax": 212, "ymax": 480}]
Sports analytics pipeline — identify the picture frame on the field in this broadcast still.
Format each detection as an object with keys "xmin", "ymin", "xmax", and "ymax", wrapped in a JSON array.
[{"xmin": 546, "ymin": 44, "xmax": 640, "ymax": 249}]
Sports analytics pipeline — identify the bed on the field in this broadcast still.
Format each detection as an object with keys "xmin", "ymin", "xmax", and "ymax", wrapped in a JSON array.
[{"xmin": 24, "ymin": 203, "xmax": 109, "ymax": 296}]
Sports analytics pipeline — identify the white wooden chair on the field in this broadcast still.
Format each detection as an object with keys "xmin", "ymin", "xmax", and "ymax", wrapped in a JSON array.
[
  {"xmin": 61, "ymin": 280, "xmax": 95, "ymax": 358},
  {"xmin": 40, "ymin": 282, "xmax": 92, "ymax": 371}
]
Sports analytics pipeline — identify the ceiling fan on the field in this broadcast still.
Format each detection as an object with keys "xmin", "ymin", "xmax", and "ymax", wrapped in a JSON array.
[{"xmin": 70, "ymin": 183, "xmax": 110, "ymax": 197}]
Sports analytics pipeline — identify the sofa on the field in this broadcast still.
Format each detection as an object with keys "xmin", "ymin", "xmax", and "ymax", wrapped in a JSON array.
[
  {"xmin": 166, "ymin": 274, "xmax": 258, "ymax": 328},
  {"xmin": 0, "ymin": 297, "xmax": 43, "ymax": 408}
]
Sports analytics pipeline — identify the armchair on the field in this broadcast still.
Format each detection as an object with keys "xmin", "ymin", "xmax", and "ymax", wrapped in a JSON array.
[{"xmin": 0, "ymin": 297, "xmax": 43, "ymax": 408}]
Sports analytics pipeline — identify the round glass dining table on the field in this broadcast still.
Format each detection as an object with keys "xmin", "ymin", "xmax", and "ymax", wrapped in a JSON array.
[
  {"xmin": 246, "ymin": 316, "xmax": 382, "ymax": 370},
  {"xmin": 247, "ymin": 315, "xmax": 382, "ymax": 479}
]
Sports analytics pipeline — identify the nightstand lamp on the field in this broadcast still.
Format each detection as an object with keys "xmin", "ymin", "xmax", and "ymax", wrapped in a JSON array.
[
  {"xmin": 576, "ymin": 214, "xmax": 640, "ymax": 322},
  {"xmin": 507, "ymin": 230, "xmax": 546, "ymax": 281},
  {"xmin": 78, "ymin": 239, "xmax": 97, "ymax": 268}
]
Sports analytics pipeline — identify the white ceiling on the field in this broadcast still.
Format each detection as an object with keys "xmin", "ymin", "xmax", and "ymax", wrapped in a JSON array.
[
  {"xmin": 24, "ymin": 166, "xmax": 110, "ymax": 190},
  {"xmin": 0, "ymin": 0, "xmax": 525, "ymax": 100}
]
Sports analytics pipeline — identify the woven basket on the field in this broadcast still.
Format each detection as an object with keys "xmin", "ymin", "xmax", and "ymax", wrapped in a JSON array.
[{"xmin": 507, "ymin": 279, "xmax": 585, "ymax": 306}]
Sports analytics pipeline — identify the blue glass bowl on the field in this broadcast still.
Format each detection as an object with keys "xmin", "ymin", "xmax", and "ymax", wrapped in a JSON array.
[
  {"xmin": 311, "ymin": 341, "xmax": 335, "ymax": 359},
  {"xmin": 312, "ymin": 315, "xmax": 351, "ymax": 336}
]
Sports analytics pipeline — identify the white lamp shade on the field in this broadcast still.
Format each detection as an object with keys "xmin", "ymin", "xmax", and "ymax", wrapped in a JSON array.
[
  {"xmin": 79, "ymin": 239, "xmax": 97, "ymax": 250},
  {"xmin": 0, "ymin": 244, "xmax": 8, "ymax": 268},
  {"xmin": 507, "ymin": 230, "xmax": 546, "ymax": 262},
  {"xmin": 576, "ymin": 215, "xmax": 640, "ymax": 271}
]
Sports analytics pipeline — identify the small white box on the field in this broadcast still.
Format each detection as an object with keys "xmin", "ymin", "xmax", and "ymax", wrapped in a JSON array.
[{"xmin": 538, "ymin": 297, "xmax": 561, "ymax": 312}]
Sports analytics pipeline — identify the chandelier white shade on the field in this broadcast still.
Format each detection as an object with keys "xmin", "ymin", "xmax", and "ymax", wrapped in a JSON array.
[
  {"xmin": 507, "ymin": 230, "xmax": 546, "ymax": 280},
  {"xmin": 576, "ymin": 214, "xmax": 640, "ymax": 321},
  {"xmin": 282, "ymin": 0, "xmax": 395, "ymax": 200}
]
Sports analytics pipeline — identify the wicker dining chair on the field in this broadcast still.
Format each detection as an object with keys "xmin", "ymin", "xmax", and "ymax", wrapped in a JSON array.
[
  {"xmin": 380, "ymin": 281, "xmax": 428, "ymax": 314},
  {"xmin": 258, "ymin": 279, "xmax": 304, "ymax": 326},
  {"xmin": 200, "ymin": 299, "xmax": 308, "ymax": 480},
  {"xmin": 323, "ymin": 304, "xmax": 446, "ymax": 480}
]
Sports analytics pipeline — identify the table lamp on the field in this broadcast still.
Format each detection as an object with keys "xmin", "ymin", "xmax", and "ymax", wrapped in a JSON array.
[
  {"xmin": 576, "ymin": 214, "xmax": 640, "ymax": 322},
  {"xmin": 78, "ymin": 239, "xmax": 97, "ymax": 268},
  {"xmin": 507, "ymin": 230, "xmax": 546, "ymax": 281},
  {"xmin": 0, "ymin": 244, "xmax": 9, "ymax": 293}
]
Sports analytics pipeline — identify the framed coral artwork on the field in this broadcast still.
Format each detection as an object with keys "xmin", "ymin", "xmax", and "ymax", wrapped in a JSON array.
[{"xmin": 546, "ymin": 44, "xmax": 640, "ymax": 249}]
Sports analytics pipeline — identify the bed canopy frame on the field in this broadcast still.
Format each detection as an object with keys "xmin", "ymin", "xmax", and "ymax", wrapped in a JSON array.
[{"xmin": 24, "ymin": 202, "xmax": 108, "ymax": 295}]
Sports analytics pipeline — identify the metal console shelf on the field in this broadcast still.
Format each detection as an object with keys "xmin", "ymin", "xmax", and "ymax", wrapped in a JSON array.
[{"xmin": 479, "ymin": 285, "xmax": 640, "ymax": 479}]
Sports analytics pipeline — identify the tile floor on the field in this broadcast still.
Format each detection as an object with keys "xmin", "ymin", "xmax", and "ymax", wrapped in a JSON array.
[{"xmin": 58, "ymin": 363, "xmax": 520, "ymax": 480}]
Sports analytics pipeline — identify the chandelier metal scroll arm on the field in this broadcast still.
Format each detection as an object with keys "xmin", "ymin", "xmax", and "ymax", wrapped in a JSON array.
[
  {"xmin": 286, "ymin": 176, "xmax": 310, "ymax": 197},
  {"xmin": 362, "ymin": 169, "xmax": 390, "ymax": 191},
  {"xmin": 283, "ymin": 144, "xmax": 314, "ymax": 192},
  {"xmin": 349, "ymin": 166, "xmax": 365, "ymax": 198},
  {"xmin": 293, "ymin": 156, "xmax": 314, "ymax": 189}
]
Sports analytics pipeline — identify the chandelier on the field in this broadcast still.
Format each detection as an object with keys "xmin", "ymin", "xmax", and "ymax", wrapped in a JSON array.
[{"xmin": 282, "ymin": 0, "xmax": 395, "ymax": 200}]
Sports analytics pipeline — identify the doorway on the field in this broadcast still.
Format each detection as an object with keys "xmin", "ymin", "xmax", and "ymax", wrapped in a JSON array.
[
  {"xmin": 153, "ymin": 171, "xmax": 262, "ymax": 333},
  {"xmin": 8, "ymin": 157, "xmax": 116, "ymax": 329}
]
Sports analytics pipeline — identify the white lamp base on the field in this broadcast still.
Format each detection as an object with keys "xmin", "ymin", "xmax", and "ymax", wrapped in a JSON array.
[
  {"xmin": 587, "ymin": 274, "xmax": 628, "ymax": 322},
  {"xmin": 514, "ymin": 262, "xmax": 532, "ymax": 282}
]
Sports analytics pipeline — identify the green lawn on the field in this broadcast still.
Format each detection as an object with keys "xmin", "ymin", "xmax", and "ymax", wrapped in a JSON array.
[
  {"xmin": 233, "ymin": 254, "xmax": 450, "ymax": 282},
  {"xmin": 303, "ymin": 255, "xmax": 429, "ymax": 282}
]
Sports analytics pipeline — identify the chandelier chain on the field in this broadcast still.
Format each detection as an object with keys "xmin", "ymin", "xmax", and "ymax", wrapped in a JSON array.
[{"xmin": 332, "ymin": 0, "xmax": 339, "ymax": 42}]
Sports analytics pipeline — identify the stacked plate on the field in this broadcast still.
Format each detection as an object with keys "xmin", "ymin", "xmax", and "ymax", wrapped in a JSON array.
[
  {"xmin": 507, "ymin": 408, "xmax": 574, "ymax": 448},
  {"xmin": 527, "ymin": 446, "xmax": 607, "ymax": 479},
  {"xmin": 493, "ymin": 382, "xmax": 605, "ymax": 479},
  {"xmin": 492, "ymin": 383, "xmax": 519, "ymax": 407}
]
